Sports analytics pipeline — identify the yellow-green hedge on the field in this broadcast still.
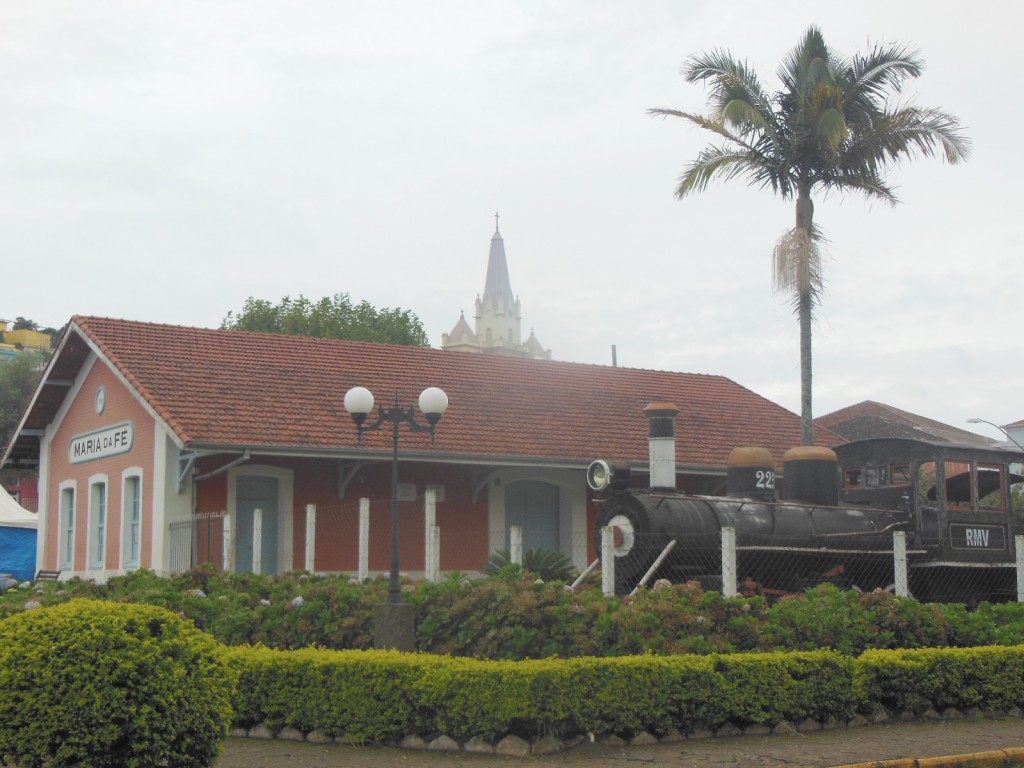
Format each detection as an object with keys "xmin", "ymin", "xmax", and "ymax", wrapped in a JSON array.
[
  {"xmin": 227, "ymin": 647, "xmax": 858, "ymax": 742},
  {"xmin": 228, "ymin": 645, "xmax": 1024, "ymax": 743},
  {"xmin": 858, "ymin": 646, "xmax": 1024, "ymax": 715}
]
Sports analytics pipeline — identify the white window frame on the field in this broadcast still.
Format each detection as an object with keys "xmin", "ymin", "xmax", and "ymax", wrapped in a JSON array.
[
  {"xmin": 88, "ymin": 474, "xmax": 109, "ymax": 570},
  {"xmin": 59, "ymin": 481, "xmax": 77, "ymax": 572},
  {"xmin": 121, "ymin": 468, "xmax": 143, "ymax": 569}
]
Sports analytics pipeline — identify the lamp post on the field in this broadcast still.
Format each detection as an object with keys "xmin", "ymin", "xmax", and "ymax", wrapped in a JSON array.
[
  {"xmin": 343, "ymin": 385, "xmax": 448, "ymax": 649},
  {"xmin": 966, "ymin": 418, "xmax": 1024, "ymax": 451}
]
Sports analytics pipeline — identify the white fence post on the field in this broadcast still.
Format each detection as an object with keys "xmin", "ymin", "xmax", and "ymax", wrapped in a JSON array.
[
  {"xmin": 893, "ymin": 530, "xmax": 909, "ymax": 598},
  {"xmin": 427, "ymin": 526, "xmax": 440, "ymax": 583},
  {"xmin": 305, "ymin": 504, "xmax": 316, "ymax": 573},
  {"xmin": 1016, "ymin": 535, "xmax": 1024, "ymax": 603},
  {"xmin": 358, "ymin": 497, "xmax": 370, "ymax": 582},
  {"xmin": 252, "ymin": 508, "xmax": 263, "ymax": 575},
  {"xmin": 721, "ymin": 527, "xmax": 737, "ymax": 598},
  {"xmin": 510, "ymin": 525, "xmax": 523, "ymax": 565},
  {"xmin": 222, "ymin": 514, "xmax": 232, "ymax": 572},
  {"xmin": 601, "ymin": 526, "xmax": 615, "ymax": 597},
  {"xmin": 424, "ymin": 487, "xmax": 437, "ymax": 581}
]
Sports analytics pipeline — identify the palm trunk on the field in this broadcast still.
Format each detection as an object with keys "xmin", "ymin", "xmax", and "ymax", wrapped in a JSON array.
[
  {"xmin": 799, "ymin": 288, "xmax": 813, "ymax": 445},
  {"xmin": 796, "ymin": 189, "xmax": 814, "ymax": 446}
]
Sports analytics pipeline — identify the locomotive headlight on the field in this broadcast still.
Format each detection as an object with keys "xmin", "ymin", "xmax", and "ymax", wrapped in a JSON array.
[
  {"xmin": 588, "ymin": 460, "xmax": 611, "ymax": 491},
  {"xmin": 587, "ymin": 460, "xmax": 631, "ymax": 492}
]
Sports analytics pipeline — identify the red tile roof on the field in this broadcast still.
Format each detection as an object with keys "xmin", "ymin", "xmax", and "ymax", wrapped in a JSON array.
[
  {"xmin": 816, "ymin": 400, "xmax": 997, "ymax": 447},
  {"xmin": 7, "ymin": 316, "xmax": 841, "ymax": 470}
]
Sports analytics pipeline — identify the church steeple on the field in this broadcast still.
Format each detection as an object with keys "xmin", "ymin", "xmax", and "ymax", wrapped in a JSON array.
[
  {"xmin": 441, "ymin": 215, "xmax": 551, "ymax": 359},
  {"xmin": 477, "ymin": 213, "xmax": 520, "ymax": 343}
]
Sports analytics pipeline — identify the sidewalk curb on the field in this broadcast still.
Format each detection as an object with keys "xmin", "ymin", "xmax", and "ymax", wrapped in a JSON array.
[{"xmin": 835, "ymin": 746, "xmax": 1024, "ymax": 768}]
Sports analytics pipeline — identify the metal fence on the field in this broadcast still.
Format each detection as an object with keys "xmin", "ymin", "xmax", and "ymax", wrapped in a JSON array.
[
  {"xmin": 592, "ymin": 527, "xmax": 1024, "ymax": 604},
  {"xmin": 166, "ymin": 506, "xmax": 1024, "ymax": 605}
]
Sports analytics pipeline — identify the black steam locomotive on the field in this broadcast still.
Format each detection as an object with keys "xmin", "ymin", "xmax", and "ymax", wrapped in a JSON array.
[{"xmin": 588, "ymin": 405, "xmax": 1024, "ymax": 603}]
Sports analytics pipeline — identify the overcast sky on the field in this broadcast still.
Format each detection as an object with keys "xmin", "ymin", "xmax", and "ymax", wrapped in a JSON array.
[{"xmin": 2, "ymin": 2, "xmax": 1020, "ymax": 442}]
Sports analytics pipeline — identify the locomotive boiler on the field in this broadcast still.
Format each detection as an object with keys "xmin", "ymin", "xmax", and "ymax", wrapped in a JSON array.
[{"xmin": 588, "ymin": 403, "xmax": 1024, "ymax": 603}]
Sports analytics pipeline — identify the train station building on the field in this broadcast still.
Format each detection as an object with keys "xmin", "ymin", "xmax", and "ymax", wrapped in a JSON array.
[{"xmin": 1, "ymin": 313, "xmax": 840, "ymax": 580}]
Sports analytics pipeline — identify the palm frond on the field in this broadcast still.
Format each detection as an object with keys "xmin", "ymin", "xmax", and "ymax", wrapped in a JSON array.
[
  {"xmin": 682, "ymin": 49, "xmax": 777, "ymax": 135},
  {"xmin": 818, "ymin": 171, "xmax": 897, "ymax": 205},
  {"xmin": 778, "ymin": 26, "xmax": 848, "ymax": 98},
  {"xmin": 845, "ymin": 106, "xmax": 971, "ymax": 168},
  {"xmin": 647, "ymin": 108, "xmax": 750, "ymax": 145},
  {"xmin": 675, "ymin": 144, "xmax": 783, "ymax": 199},
  {"xmin": 847, "ymin": 43, "xmax": 923, "ymax": 100}
]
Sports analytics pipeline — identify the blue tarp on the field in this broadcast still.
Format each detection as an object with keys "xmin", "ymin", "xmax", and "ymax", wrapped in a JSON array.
[{"xmin": 0, "ymin": 526, "xmax": 37, "ymax": 582}]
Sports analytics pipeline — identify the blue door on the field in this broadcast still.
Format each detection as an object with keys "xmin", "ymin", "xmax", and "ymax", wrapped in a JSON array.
[
  {"xmin": 505, "ymin": 480, "xmax": 560, "ymax": 553},
  {"xmin": 236, "ymin": 476, "xmax": 279, "ymax": 575}
]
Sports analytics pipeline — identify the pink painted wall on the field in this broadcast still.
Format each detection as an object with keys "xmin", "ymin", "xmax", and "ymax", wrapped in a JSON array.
[{"xmin": 45, "ymin": 362, "xmax": 156, "ymax": 572}]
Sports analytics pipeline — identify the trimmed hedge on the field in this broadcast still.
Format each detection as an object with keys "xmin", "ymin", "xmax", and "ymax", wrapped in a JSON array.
[
  {"xmin": 227, "ymin": 645, "xmax": 1024, "ymax": 744},
  {"xmin": 858, "ymin": 646, "xmax": 1024, "ymax": 715},
  {"xmin": 228, "ymin": 646, "xmax": 858, "ymax": 742},
  {"xmin": 0, "ymin": 601, "xmax": 235, "ymax": 768}
]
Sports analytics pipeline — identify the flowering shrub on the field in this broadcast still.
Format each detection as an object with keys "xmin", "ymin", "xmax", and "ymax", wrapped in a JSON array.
[{"xmin": 2, "ymin": 567, "xmax": 1023, "ymax": 659}]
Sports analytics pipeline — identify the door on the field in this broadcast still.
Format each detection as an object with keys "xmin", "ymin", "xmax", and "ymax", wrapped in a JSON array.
[
  {"xmin": 506, "ymin": 480, "xmax": 560, "ymax": 553},
  {"xmin": 235, "ymin": 476, "xmax": 279, "ymax": 575}
]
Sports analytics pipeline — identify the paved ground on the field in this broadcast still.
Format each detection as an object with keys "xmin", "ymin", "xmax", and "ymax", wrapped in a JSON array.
[{"xmin": 216, "ymin": 717, "xmax": 1024, "ymax": 767}]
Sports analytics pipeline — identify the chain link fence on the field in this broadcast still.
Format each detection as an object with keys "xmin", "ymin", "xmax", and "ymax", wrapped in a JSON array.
[{"xmin": 166, "ymin": 506, "xmax": 1023, "ymax": 605}]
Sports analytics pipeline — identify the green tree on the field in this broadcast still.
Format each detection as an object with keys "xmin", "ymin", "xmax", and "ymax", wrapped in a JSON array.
[
  {"xmin": 650, "ymin": 26, "xmax": 969, "ymax": 444},
  {"xmin": 0, "ymin": 350, "xmax": 47, "ymax": 453},
  {"xmin": 221, "ymin": 293, "xmax": 430, "ymax": 347}
]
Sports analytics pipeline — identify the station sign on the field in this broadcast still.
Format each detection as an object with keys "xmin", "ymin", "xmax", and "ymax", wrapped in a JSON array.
[{"xmin": 68, "ymin": 422, "xmax": 134, "ymax": 464}]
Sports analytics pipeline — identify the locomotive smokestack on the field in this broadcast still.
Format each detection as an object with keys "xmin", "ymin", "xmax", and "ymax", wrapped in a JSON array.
[{"xmin": 644, "ymin": 401, "xmax": 679, "ymax": 491}]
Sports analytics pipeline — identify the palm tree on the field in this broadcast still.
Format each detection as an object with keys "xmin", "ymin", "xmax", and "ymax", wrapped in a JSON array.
[{"xmin": 650, "ymin": 26, "xmax": 969, "ymax": 444}]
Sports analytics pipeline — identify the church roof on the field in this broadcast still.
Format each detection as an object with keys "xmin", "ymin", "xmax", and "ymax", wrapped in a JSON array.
[
  {"xmin": 445, "ymin": 311, "xmax": 476, "ymax": 344},
  {"xmin": 522, "ymin": 329, "xmax": 549, "ymax": 359}
]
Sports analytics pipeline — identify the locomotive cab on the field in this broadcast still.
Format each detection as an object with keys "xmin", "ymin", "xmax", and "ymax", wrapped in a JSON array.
[{"xmin": 834, "ymin": 437, "xmax": 1024, "ymax": 601}]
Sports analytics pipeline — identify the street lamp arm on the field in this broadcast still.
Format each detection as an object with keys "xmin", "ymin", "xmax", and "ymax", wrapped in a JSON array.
[
  {"xmin": 967, "ymin": 418, "xmax": 1024, "ymax": 451},
  {"xmin": 353, "ymin": 400, "xmax": 439, "ymax": 442}
]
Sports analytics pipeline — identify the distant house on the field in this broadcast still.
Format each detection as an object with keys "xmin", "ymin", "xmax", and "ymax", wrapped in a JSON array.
[
  {"xmin": 2, "ymin": 316, "xmax": 838, "ymax": 580},
  {"xmin": 0, "ymin": 320, "xmax": 52, "ymax": 362},
  {"xmin": 1005, "ymin": 419, "xmax": 1024, "ymax": 451},
  {"xmin": 816, "ymin": 401, "xmax": 1001, "ymax": 448}
]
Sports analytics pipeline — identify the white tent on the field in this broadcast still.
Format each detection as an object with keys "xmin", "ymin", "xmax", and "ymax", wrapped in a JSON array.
[
  {"xmin": 0, "ymin": 490, "xmax": 37, "ymax": 581},
  {"xmin": 0, "ymin": 490, "xmax": 37, "ymax": 529}
]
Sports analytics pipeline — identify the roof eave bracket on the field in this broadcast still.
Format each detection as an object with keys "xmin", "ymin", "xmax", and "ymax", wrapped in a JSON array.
[
  {"xmin": 472, "ymin": 468, "xmax": 498, "ymax": 503},
  {"xmin": 178, "ymin": 450, "xmax": 216, "ymax": 494},
  {"xmin": 338, "ymin": 460, "xmax": 373, "ymax": 498}
]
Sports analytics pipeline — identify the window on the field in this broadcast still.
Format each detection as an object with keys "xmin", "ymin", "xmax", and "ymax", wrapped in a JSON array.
[
  {"xmin": 890, "ymin": 464, "xmax": 912, "ymax": 486},
  {"xmin": 843, "ymin": 468, "xmax": 863, "ymax": 489},
  {"xmin": 944, "ymin": 460, "xmax": 974, "ymax": 512},
  {"xmin": 978, "ymin": 463, "xmax": 1007, "ymax": 513},
  {"xmin": 917, "ymin": 461, "xmax": 938, "ymax": 509},
  {"xmin": 60, "ymin": 485, "xmax": 76, "ymax": 571},
  {"xmin": 90, "ymin": 479, "xmax": 108, "ymax": 569},
  {"xmin": 122, "ymin": 473, "xmax": 142, "ymax": 568}
]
